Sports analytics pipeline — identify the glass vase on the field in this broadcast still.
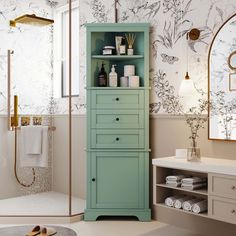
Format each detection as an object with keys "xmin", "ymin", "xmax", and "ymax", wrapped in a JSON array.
[{"xmin": 187, "ymin": 141, "xmax": 201, "ymax": 162}]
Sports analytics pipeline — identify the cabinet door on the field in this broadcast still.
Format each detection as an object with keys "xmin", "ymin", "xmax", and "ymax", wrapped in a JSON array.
[{"xmin": 90, "ymin": 152, "xmax": 145, "ymax": 209}]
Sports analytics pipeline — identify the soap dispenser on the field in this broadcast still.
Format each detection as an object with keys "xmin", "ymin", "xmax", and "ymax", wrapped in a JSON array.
[{"xmin": 109, "ymin": 65, "xmax": 118, "ymax": 87}]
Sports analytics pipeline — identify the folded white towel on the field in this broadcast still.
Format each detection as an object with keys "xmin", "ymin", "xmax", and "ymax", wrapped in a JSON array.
[
  {"xmin": 181, "ymin": 177, "xmax": 207, "ymax": 184},
  {"xmin": 165, "ymin": 196, "xmax": 179, "ymax": 207},
  {"xmin": 166, "ymin": 175, "xmax": 185, "ymax": 182},
  {"xmin": 181, "ymin": 183, "xmax": 207, "ymax": 190},
  {"xmin": 174, "ymin": 196, "xmax": 192, "ymax": 209},
  {"xmin": 192, "ymin": 200, "xmax": 208, "ymax": 214},
  {"xmin": 166, "ymin": 180, "xmax": 181, "ymax": 187},
  {"xmin": 19, "ymin": 126, "xmax": 49, "ymax": 168},
  {"xmin": 23, "ymin": 126, "xmax": 42, "ymax": 154},
  {"xmin": 183, "ymin": 199, "xmax": 200, "ymax": 211}
]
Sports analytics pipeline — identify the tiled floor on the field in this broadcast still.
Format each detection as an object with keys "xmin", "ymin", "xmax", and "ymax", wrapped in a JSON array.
[
  {"xmin": 0, "ymin": 219, "xmax": 205, "ymax": 236},
  {"xmin": 66, "ymin": 219, "xmax": 204, "ymax": 236},
  {"xmin": 0, "ymin": 191, "xmax": 85, "ymax": 215}
]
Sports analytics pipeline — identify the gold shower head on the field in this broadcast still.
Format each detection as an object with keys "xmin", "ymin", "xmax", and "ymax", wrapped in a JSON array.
[{"xmin": 10, "ymin": 14, "xmax": 54, "ymax": 27}]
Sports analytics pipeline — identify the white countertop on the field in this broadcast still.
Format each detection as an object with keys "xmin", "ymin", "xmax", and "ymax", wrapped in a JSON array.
[{"xmin": 152, "ymin": 156, "xmax": 236, "ymax": 176}]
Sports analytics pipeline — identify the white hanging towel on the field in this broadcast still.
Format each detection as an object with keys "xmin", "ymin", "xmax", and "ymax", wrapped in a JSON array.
[
  {"xmin": 19, "ymin": 126, "xmax": 49, "ymax": 168},
  {"xmin": 23, "ymin": 126, "xmax": 42, "ymax": 154}
]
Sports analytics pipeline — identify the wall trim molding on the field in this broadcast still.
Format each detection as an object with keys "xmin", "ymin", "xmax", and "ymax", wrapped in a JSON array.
[{"xmin": 0, "ymin": 114, "xmax": 207, "ymax": 119}]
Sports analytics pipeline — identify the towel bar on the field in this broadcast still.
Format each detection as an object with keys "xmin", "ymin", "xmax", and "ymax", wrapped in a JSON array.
[{"xmin": 12, "ymin": 126, "xmax": 56, "ymax": 131}]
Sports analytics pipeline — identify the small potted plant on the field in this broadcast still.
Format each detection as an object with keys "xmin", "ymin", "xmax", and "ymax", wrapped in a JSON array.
[{"xmin": 125, "ymin": 33, "xmax": 136, "ymax": 55}]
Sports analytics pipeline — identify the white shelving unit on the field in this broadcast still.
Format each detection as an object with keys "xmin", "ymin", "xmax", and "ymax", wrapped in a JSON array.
[{"xmin": 152, "ymin": 156, "xmax": 236, "ymax": 224}]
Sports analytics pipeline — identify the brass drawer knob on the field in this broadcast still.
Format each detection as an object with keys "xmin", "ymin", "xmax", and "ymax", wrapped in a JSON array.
[{"xmin": 231, "ymin": 186, "xmax": 236, "ymax": 190}]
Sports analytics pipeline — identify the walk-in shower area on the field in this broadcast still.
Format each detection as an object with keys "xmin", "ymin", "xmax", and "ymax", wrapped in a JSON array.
[{"xmin": 0, "ymin": 0, "xmax": 86, "ymax": 218}]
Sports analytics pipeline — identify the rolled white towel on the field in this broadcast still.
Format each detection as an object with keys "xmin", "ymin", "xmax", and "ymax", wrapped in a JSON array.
[
  {"xmin": 166, "ymin": 175, "xmax": 186, "ymax": 182},
  {"xmin": 174, "ymin": 196, "xmax": 192, "ymax": 209},
  {"xmin": 181, "ymin": 177, "xmax": 207, "ymax": 184},
  {"xmin": 183, "ymin": 199, "xmax": 200, "ymax": 211},
  {"xmin": 181, "ymin": 183, "xmax": 207, "ymax": 190},
  {"xmin": 165, "ymin": 196, "xmax": 179, "ymax": 207},
  {"xmin": 192, "ymin": 200, "xmax": 208, "ymax": 214},
  {"xmin": 166, "ymin": 180, "xmax": 181, "ymax": 187}
]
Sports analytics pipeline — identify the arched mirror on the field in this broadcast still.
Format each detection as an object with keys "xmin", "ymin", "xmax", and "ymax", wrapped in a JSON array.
[{"xmin": 209, "ymin": 14, "xmax": 236, "ymax": 141}]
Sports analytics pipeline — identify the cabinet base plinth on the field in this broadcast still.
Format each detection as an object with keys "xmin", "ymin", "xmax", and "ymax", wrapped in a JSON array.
[{"xmin": 84, "ymin": 208, "xmax": 151, "ymax": 221}]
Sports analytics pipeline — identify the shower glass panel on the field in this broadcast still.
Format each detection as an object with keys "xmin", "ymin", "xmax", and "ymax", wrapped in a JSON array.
[
  {"xmin": 69, "ymin": 1, "xmax": 86, "ymax": 216},
  {"xmin": 0, "ymin": 0, "xmax": 85, "ymax": 217}
]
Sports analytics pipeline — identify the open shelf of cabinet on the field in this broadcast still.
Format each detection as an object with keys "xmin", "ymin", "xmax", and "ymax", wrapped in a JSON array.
[
  {"xmin": 155, "ymin": 203, "xmax": 210, "ymax": 219},
  {"xmin": 153, "ymin": 165, "xmax": 209, "ymax": 219},
  {"xmin": 156, "ymin": 183, "xmax": 208, "ymax": 196},
  {"xmin": 92, "ymin": 55, "xmax": 144, "ymax": 60}
]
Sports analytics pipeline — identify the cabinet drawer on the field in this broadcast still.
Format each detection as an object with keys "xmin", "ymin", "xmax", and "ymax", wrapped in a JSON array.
[
  {"xmin": 91, "ymin": 129, "xmax": 144, "ymax": 149},
  {"xmin": 209, "ymin": 196, "xmax": 236, "ymax": 224},
  {"xmin": 91, "ymin": 110, "xmax": 144, "ymax": 129},
  {"xmin": 209, "ymin": 173, "xmax": 236, "ymax": 199},
  {"xmin": 91, "ymin": 90, "xmax": 144, "ymax": 109}
]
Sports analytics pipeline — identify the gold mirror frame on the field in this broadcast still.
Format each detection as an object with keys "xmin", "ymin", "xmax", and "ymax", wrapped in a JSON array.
[
  {"xmin": 208, "ymin": 13, "xmax": 236, "ymax": 142},
  {"xmin": 228, "ymin": 51, "xmax": 236, "ymax": 70}
]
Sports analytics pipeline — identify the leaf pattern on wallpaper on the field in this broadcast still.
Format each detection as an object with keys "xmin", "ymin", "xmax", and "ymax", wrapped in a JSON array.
[
  {"xmin": 156, "ymin": 0, "xmax": 192, "ymax": 48},
  {"xmin": 120, "ymin": 0, "xmax": 161, "ymax": 23},
  {"xmin": 206, "ymin": 1, "xmax": 236, "ymax": 32},
  {"xmin": 45, "ymin": 0, "xmax": 59, "ymax": 8},
  {"xmin": 150, "ymin": 70, "xmax": 183, "ymax": 114},
  {"xmin": 89, "ymin": 0, "xmax": 108, "ymax": 22}
]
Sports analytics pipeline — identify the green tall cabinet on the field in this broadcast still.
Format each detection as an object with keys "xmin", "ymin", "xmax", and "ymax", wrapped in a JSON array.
[{"xmin": 85, "ymin": 23, "xmax": 151, "ymax": 221}]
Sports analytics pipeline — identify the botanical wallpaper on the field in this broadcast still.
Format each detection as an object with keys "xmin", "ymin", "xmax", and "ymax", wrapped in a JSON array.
[
  {"xmin": 1, "ymin": 0, "xmax": 236, "ymax": 115},
  {"xmin": 79, "ymin": 0, "xmax": 236, "ymax": 115}
]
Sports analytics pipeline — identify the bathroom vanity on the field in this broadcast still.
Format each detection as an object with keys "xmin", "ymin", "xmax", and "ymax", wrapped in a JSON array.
[{"xmin": 152, "ymin": 157, "xmax": 236, "ymax": 225}]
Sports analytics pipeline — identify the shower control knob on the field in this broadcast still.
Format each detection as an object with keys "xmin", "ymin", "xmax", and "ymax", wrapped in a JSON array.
[{"xmin": 92, "ymin": 178, "xmax": 96, "ymax": 182}]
